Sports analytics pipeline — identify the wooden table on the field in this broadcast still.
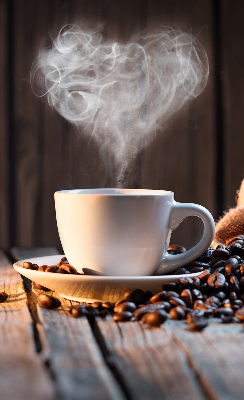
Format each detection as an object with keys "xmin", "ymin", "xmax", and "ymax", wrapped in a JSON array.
[{"xmin": 1, "ymin": 247, "xmax": 244, "ymax": 400}]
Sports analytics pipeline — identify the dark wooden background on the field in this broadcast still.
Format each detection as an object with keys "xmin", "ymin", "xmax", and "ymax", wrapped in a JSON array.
[{"xmin": 0, "ymin": 0, "xmax": 243, "ymax": 252}]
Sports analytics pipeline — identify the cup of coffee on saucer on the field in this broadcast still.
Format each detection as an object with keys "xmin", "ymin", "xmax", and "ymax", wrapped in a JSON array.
[{"xmin": 54, "ymin": 189, "xmax": 215, "ymax": 277}]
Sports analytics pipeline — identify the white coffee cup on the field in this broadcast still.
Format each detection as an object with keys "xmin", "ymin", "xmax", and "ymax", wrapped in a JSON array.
[{"xmin": 54, "ymin": 189, "xmax": 215, "ymax": 276}]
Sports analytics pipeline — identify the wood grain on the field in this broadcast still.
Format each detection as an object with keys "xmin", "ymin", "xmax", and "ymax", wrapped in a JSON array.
[
  {"xmin": 221, "ymin": 1, "xmax": 244, "ymax": 212},
  {"xmin": 0, "ymin": 250, "xmax": 55, "ymax": 400},
  {"xmin": 34, "ymin": 292, "xmax": 125, "ymax": 400},
  {"xmin": 0, "ymin": 0, "xmax": 9, "ymax": 249},
  {"xmin": 171, "ymin": 319, "xmax": 244, "ymax": 400},
  {"xmin": 95, "ymin": 316, "xmax": 206, "ymax": 400}
]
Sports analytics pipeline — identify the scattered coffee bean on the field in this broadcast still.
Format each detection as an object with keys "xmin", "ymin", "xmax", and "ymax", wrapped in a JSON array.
[
  {"xmin": 113, "ymin": 311, "xmax": 133, "ymax": 322},
  {"xmin": 114, "ymin": 302, "xmax": 136, "ymax": 313},
  {"xmin": 188, "ymin": 318, "xmax": 208, "ymax": 331},
  {"xmin": 235, "ymin": 307, "xmax": 244, "ymax": 321},
  {"xmin": 169, "ymin": 306, "xmax": 185, "ymax": 320},
  {"xmin": 141, "ymin": 310, "xmax": 168, "ymax": 326},
  {"xmin": 39, "ymin": 294, "xmax": 61, "ymax": 309},
  {"xmin": 0, "ymin": 292, "xmax": 8, "ymax": 302}
]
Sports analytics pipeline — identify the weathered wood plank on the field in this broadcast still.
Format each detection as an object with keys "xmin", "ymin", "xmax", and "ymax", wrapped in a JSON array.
[
  {"xmin": 33, "ymin": 291, "xmax": 126, "ymax": 400},
  {"xmin": 0, "ymin": 250, "xmax": 55, "ymax": 400},
  {"xmin": 11, "ymin": 247, "xmax": 125, "ymax": 400},
  {"xmin": 170, "ymin": 319, "xmax": 244, "ymax": 400},
  {"xmin": 95, "ymin": 316, "xmax": 206, "ymax": 400},
  {"xmin": 0, "ymin": 0, "xmax": 9, "ymax": 249},
  {"xmin": 221, "ymin": 1, "xmax": 244, "ymax": 212}
]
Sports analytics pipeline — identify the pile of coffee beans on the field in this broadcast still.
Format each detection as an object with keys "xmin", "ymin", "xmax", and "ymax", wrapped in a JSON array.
[
  {"xmin": 23, "ymin": 257, "xmax": 80, "ymax": 275},
  {"xmin": 33, "ymin": 235, "xmax": 244, "ymax": 330},
  {"xmin": 67, "ymin": 236, "xmax": 244, "ymax": 330}
]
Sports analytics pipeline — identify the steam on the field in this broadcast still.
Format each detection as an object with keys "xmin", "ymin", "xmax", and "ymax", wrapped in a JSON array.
[{"xmin": 31, "ymin": 24, "xmax": 209, "ymax": 186}]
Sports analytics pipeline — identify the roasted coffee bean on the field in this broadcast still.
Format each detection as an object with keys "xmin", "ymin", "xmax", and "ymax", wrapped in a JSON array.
[
  {"xmin": 208, "ymin": 296, "xmax": 221, "ymax": 307},
  {"xmin": 228, "ymin": 243, "xmax": 244, "ymax": 256},
  {"xmin": 134, "ymin": 307, "xmax": 151, "ymax": 319},
  {"xmin": 222, "ymin": 299, "xmax": 232, "ymax": 308},
  {"xmin": 239, "ymin": 293, "xmax": 244, "ymax": 303},
  {"xmin": 199, "ymin": 283, "xmax": 209, "ymax": 294},
  {"xmin": 162, "ymin": 283, "xmax": 180, "ymax": 293},
  {"xmin": 45, "ymin": 265, "xmax": 60, "ymax": 273},
  {"xmin": 145, "ymin": 291, "xmax": 155, "ymax": 301},
  {"xmin": 69, "ymin": 306, "xmax": 88, "ymax": 318},
  {"xmin": 141, "ymin": 310, "xmax": 168, "ymax": 326},
  {"xmin": 0, "ymin": 292, "xmax": 8, "ymax": 302},
  {"xmin": 214, "ymin": 248, "xmax": 230, "ymax": 259},
  {"xmin": 150, "ymin": 291, "xmax": 167, "ymax": 303},
  {"xmin": 214, "ymin": 291, "xmax": 226, "ymax": 301},
  {"xmin": 39, "ymin": 294, "xmax": 61, "ymax": 309},
  {"xmin": 197, "ymin": 247, "xmax": 214, "ymax": 262},
  {"xmin": 114, "ymin": 302, "xmax": 137, "ymax": 313},
  {"xmin": 239, "ymin": 276, "xmax": 244, "ymax": 291},
  {"xmin": 58, "ymin": 264, "xmax": 79, "ymax": 274},
  {"xmin": 188, "ymin": 318, "xmax": 208, "ymax": 330},
  {"xmin": 187, "ymin": 309, "xmax": 205, "ymax": 322},
  {"xmin": 240, "ymin": 265, "xmax": 244, "ymax": 275},
  {"xmin": 191, "ymin": 289, "xmax": 203, "ymax": 302},
  {"xmin": 169, "ymin": 297, "xmax": 187, "ymax": 308},
  {"xmin": 235, "ymin": 307, "xmax": 244, "ymax": 321},
  {"xmin": 229, "ymin": 276, "xmax": 240, "ymax": 292},
  {"xmin": 86, "ymin": 305, "xmax": 100, "ymax": 317},
  {"xmin": 195, "ymin": 304, "xmax": 215, "ymax": 317},
  {"xmin": 228, "ymin": 292, "xmax": 237, "ymax": 302},
  {"xmin": 102, "ymin": 302, "xmax": 115, "ymax": 310},
  {"xmin": 113, "ymin": 311, "xmax": 133, "ymax": 322},
  {"xmin": 225, "ymin": 257, "xmax": 239, "ymax": 274},
  {"xmin": 149, "ymin": 301, "xmax": 171, "ymax": 312},
  {"xmin": 178, "ymin": 277, "xmax": 194, "ymax": 288},
  {"xmin": 92, "ymin": 302, "xmax": 103, "ymax": 309},
  {"xmin": 198, "ymin": 269, "xmax": 211, "ymax": 283},
  {"xmin": 38, "ymin": 265, "xmax": 48, "ymax": 272},
  {"xmin": 168, "ymin": 244, "xmax": 186, "ymax": 254},
  {"xmin": 165, "ymin": 291, "xmax": 180, "ymax": 299},
  {"xmin": 180, "ymin": 289, "xmax": 193, "ymax": 308},
  {"xmin": 174, "ymin": 268, "xmax": 190, "ymax": 275},
  {"xmin": 23, "ymin": 262, "xmax": 39, "ymax": 270},
  {"xmin": 191, "ymin": 261, "xmax": 210, "ymax": 269},
  {"xmin": 129, "ymin": 289, "xmax": 146, "ymax": 305},
  {"xmin": 207, "ymin": 271, "xmax": 225, "ymax": 290},
  {"xmin": 210, "ymin": 257, "xmax": 225, "ymax": 268},
  {"xmin": 57, "ymin": 256, "xmax": 69, "ymax": 265},
  {"xmin": 99, "ymin": 309, "xmax": 110, "ymax": 318},
  {"xmin": 213, "ymin": 307, "xmax": 234, "ymax": 317},
  {"xmin": 221, "ymin": 315, "xmax": 234, "ymax": 323},
  {"xmin": 193, "ymin": 300, "xmax": 204, "ymax": 308},
  {"xmin": 232, "ymin": 300, "xmax": 243, "ymax": 311},
  {"xmin": 169, "ymin": 306, "xmax": 185, "ymax": 320},
  {"xmin": 234, "ymin": 269, "xmax": 242, "ymax": 280}
]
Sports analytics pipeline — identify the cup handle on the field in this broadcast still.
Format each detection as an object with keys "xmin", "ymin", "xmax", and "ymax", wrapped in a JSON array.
[{"xmin": 155, "ymin": 202, "xmax": 215, "ymax": 275}]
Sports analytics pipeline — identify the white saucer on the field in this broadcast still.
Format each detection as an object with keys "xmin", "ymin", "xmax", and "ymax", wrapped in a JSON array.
[{"xmin": 13, "ymin": 255, "xmax": 201, "ymax": 303}]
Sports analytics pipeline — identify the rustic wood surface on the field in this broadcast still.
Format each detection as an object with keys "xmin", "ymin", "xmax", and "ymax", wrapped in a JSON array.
[
  {"xmin": 0, "ymin": 250, "xmax": 55, "ymax": 400},
  {"xmin": 0, "ymin": 0, "xmax": 231, "ymax": 251},
  {"xmin": 4, "ymin": 246, "xmax": 244, "ymax": 400},
  {"xmin": 221, "ymin": 1, "xmax": 244, "ymax": 211}
]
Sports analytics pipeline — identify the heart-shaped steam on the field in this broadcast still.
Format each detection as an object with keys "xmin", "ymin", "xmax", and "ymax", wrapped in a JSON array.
[{"xmin": 31, "ymin": 25, "xmax": 209, "ymax": 185}]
